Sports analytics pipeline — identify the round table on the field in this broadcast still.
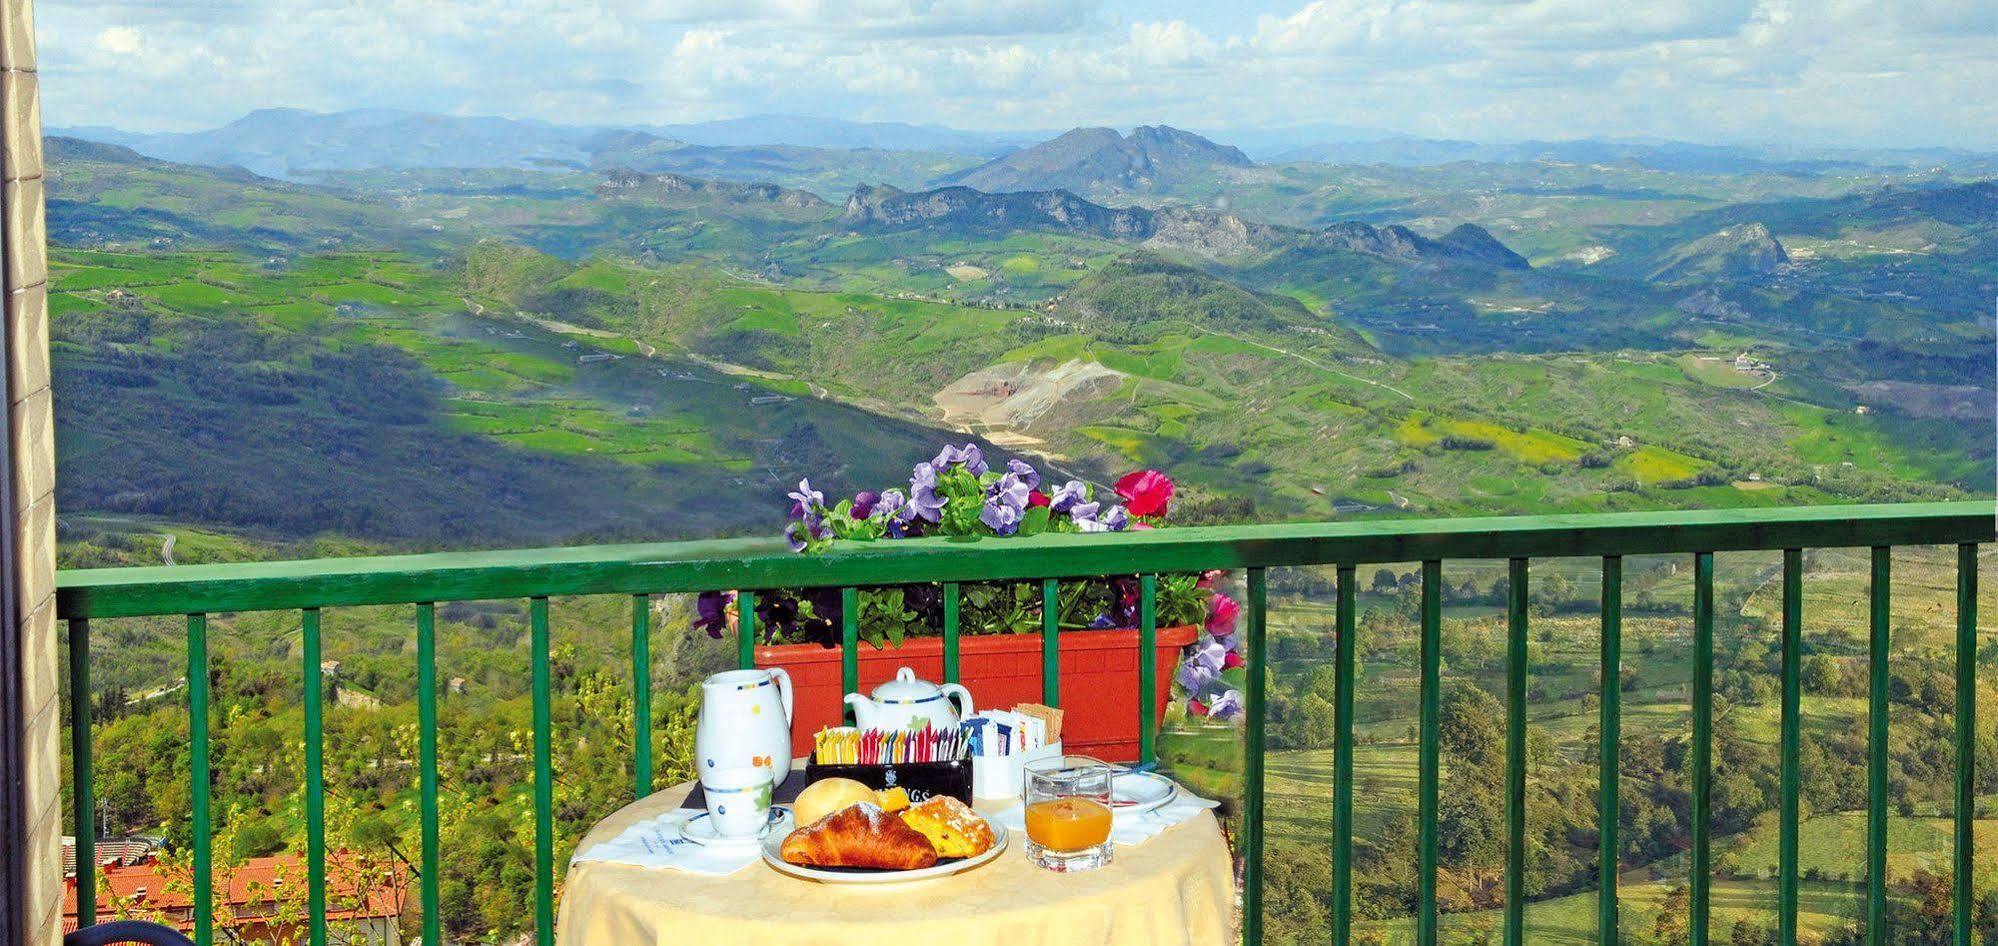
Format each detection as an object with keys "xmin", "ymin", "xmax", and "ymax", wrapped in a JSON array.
[{"xmin": 556, "ymin": 777, "xmax": 1235, "ymax": 946}]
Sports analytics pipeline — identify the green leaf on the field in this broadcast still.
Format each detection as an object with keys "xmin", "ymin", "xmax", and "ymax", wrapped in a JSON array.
[{"xmin": 1019, "ymin": 505, "xmax": 1053, "ymax": 536}]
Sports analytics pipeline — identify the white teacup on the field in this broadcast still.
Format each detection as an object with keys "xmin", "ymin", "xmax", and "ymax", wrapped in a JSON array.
[{"xmin": 702, "ymin": 766, "xmax": 774, "ymax": 839}]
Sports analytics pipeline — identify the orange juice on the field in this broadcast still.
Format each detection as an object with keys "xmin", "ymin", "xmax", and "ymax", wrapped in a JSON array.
[{"xmin": 1025, "ymin": 797, "xmax": 1113, "ymax": 851}]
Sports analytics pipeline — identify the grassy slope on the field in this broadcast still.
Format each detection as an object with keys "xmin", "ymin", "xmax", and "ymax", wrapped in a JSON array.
[{"xmin": 49, "ymin": 247, "xmax": 1017, "ymax": 546}]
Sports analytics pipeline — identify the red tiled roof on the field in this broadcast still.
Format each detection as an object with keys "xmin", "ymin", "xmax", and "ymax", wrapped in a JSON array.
[
  {"xmin": 63, "ymin": 851, "xmax": 405, "ymax": 932},
  {"xmin": 62, "ymin": 837, "xmax": 163, "ymax": 877}
]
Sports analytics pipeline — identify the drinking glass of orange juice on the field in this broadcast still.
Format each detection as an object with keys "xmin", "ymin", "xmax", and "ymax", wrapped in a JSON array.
[{"xmin": 1022, "ymin": 755, "xmax": 1115, "ymax": 871}]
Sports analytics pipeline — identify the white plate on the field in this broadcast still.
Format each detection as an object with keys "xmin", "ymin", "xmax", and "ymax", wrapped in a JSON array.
[
  {"xmin": 1110, "ymin": 771, "xmax": 1178, "ymax": 812},
  {"xmin": 682, "ymin": 807, "xmax": 790, "ymax": 847},
  {"xmin": 762, "ymin": 821, "xmax": 1010, "ymax": 884}
]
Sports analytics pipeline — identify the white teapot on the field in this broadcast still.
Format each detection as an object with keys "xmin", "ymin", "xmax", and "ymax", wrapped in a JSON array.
[{"xmin": 845, "ymin": 667, "xmax": 974, "ymax": 731}]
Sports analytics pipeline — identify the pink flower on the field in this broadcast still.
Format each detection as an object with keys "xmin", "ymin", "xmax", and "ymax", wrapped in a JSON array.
[
  {"xmin": 1189, "ymin": 698, "xmax": 1210, "ymax": 717},
  {"xmin": 1114, "ymin": 470, "xmax": 1174, "ymax": 518},
  {"xmin": 1207, "ymin": 593, "xmax": 1241, "ymax": 634},
  {"xmin": 1027, "ymin": 490, "xmax": 1051, "ymax": 509},
  {"xmin": 1223, "ymin": 652, "xmax": 1244, "ymax": 670}
]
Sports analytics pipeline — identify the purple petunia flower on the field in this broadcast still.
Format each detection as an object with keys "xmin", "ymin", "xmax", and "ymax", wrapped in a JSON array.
[
  {"xmin": 694, "ymin": 591, "xmax": 735, "ymax": 639},
  {"xmin": 786, "ymin": 508, "xmax": 834, "ymax": 551},
  {"xmin": 1073, "ymin": 501, "xmax": 1130, "ymax": 533},
  {"xmin": 787, "ymin": 478, "xmax": 824, "ymax": 514},
  {"xmin": 989, "ymin": 472, "xmax": 1032, "ymax": 511},
  {"xmin": 932, "ymin": 443, "xmax": 989, "ymax": 477},
  {"xmin": 1069, "ymin": 500, "xmax": 1103, "ymax": 530},
  {"xmin": 1048, "ymin": 480, "xmax": 1089, "ymax": 513},
  {"xmin": 1099, "ymin": 506, "xmax": 1131, "ymax": 532},
  {"xmin": 1190, "ymin": 639, "xmax": 1227, "ymax": 674},
  {"xmin": 1206, "ymin": 690, "xmax": 1244, "ymax": 721},
  {"xmin": 871, "ymin": 489, "xmax": 917, "ymax": 537},
  {"xmin": 979, "ymin": 470, "xmax": 1030, "ymax": 534},
  {"xmin": 851, "ymin": 490, "xmax": 880, "ymax": 519},
  {"xmin": 1177, "ymin": 659, "xmax": 1219, "ymax": 694},
  {"xmin": 1006, "ymin": 458, "xmax": 1041, "ymax": 491},
  {"xmin": 909, "ymin": 463, "xmax": 946, "ymax": 523},
  {"xmin": 980, "ymin": 498, "xmax": 1023, "ymax": 536}
]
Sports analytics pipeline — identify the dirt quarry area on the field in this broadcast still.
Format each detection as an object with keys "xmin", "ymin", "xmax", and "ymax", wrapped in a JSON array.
[{"xmin": 934, "ymin": 359, "xmax": 1124, "ymax": 445}]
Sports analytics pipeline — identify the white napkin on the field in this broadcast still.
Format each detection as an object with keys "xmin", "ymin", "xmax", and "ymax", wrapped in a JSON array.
[
  {"xmin": 993, "ymin": 787, "xmax": 1220, "ymax": 848},
  {"xmin": 569, "ymin": 810, "xmax": 762, "ymax": 875}
]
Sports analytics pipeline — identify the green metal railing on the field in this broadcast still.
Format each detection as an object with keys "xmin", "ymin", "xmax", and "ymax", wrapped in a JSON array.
[{"xmin": 54, "ymin": 501, "xmax": 1992, "ymax": 945}]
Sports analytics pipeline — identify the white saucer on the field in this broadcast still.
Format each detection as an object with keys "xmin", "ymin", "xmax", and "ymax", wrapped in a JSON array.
[
  {"xmin": 682, "ymin": 807, "xmax": 790, "ymax": 847},
  {"xmin": 1110, "ymin": 771, "xmax": 1178, "ymax": 813}
]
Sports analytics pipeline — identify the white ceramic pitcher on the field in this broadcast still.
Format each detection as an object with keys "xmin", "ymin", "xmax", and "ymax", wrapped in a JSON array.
[{"xmin": 695, "ymin": 667, "xmax": 793, "ymax": 786}]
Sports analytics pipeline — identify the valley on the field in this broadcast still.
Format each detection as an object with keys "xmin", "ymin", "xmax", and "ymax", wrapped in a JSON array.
[
  {"xmin": 37, "ymin": 108, "xmax": 1997, "ymax": 946},
  {"xmin": 43, "ymin": 122, "xmax": 1996, "ymax": 547}
]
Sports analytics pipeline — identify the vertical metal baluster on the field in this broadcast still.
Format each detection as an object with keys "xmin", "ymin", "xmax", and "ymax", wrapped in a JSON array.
[
  {"xmin": 302, "ymin": 608, "xmax": 326, "ymax": 946},
  {"xmin": 1599, "ymin": 556, "xmax": 1622, "ymax": 946},
  {"xmin": 1867, "ymin": 547, "xmax": 1890, "ymax": 946},
  {"xmin": 1953, "ymin": 543, "xmax": 1976, "ymax": 946},
  {"xmin": 417, "ymin": 604, "xmax": 440, "ymax": 946},
  {"xmin": 632, "ymin": 595, "xmax": 653, "ymax": 798},
  {"xmin": 189, "ymin": 613, "xmax": 212, "ymax": 946},
  {"xmin": 942, "ymin": 582, "xmax": 961, "ymax": 685},
  {"xmin": 1042, "ymin": 579, "xmax": 1060, "ymax": 707},
  {"xmin": 1333, "ymin": 564, "xmax": 1357, "ymax": 946},
  {"xmin": 1418, "ymin": 560, "xmax": 1442, "ymax": 946},
  {"xmin": 1691, "ymin": 552, "xmax": 1713, "ymax": 946},
  {"xmin": 737, "ymin": 590, "xmax": 757, "ymax": 672},
  {"xmin": 1243, "ymin": 567, "xmax": 1268, "ymax": 946},
  {"xmin": 1779, "ymin": 550, "xmax": 1802, "ymax": 946},
  {"xmin": 841, "ymin": 588, "xmax": 860, "ymax": 714},
  {"xmin": 1139, "ymin": 574, "xmax": 1157, "ymax": 765},
  {"xmin": 69, "ymin": 618, "xmax": 95, "ymax": 927},
  {"xmin": 1505, "ymin": 558, "xmax": 1528, "ymax": 946},
  {"xmin": 530, "ymin": 597, "xmax": 554, "ymax": 946}
]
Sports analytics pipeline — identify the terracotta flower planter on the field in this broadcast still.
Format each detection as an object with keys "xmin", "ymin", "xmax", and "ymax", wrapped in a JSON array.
[{"xmin": 757, "ymin": 624, "xmax": 1200, "ymax": 763}]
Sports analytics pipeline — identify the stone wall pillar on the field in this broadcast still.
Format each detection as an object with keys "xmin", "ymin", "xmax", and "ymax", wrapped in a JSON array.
[{"xmin": 1, "ymin": 0, "xmax": 54, "ymax": 940}]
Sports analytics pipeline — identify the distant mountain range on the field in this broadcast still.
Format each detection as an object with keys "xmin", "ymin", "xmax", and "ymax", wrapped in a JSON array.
[
  {"xmin": 59, "ymin": 109, "xmax": 600, "ymax": 178},
  {"xmin": 637, "ymin": 115, "xmax": 1034, "ymax": 156},
  {"xmin": 55, "ymin": 109, "xmax": 1998, "ymax": 186},
  {"xmin": 839, "ymin": 181, "xmax": 1528, "ymax": 268},
  {"xmin": 946, "ymin": 125, "xmax": 1253, "ymax": 195},
  {"xmin": 1269, "ymin": 136, "xmax": 1998, "ymax": 173}
]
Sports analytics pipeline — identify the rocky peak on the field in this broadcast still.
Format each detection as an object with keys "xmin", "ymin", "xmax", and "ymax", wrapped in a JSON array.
[{"xmin": 1648, "ymin": 222, "xmax": 1789, "ymax": 284}]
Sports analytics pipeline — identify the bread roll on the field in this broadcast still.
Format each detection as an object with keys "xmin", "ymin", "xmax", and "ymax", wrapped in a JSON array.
[{"xmin": 792, "ymin": 777, "xmax": 877, "ymax": 826}]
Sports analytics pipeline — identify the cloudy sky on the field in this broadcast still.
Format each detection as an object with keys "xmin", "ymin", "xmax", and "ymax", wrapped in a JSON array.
[{"xmin": 35, "ymin": 0, "xmax": 1998, "ymax": 148}]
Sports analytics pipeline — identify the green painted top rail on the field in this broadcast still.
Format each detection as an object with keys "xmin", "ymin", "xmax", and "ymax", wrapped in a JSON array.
[{"xmin": 55, "ymin": 502, "xmax": 1993, "ymax": 619}]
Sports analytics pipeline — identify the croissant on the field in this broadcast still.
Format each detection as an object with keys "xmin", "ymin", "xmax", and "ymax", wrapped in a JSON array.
[{"xmin": 780, "ymin": 803, "xmax": 940, "ymax": 870}]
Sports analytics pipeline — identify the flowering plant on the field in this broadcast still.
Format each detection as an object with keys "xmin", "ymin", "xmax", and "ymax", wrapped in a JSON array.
[
  {"xmin": 697, "ymin": 443, "xmax": 1249, "ymax": 724},
  {"xmin": 1176, "ymin": 571, "xmax": 1247, "ymax": 722},
  {"xmin": 783, "ymin": 443, "xmax": 1137, "ymax": 553}
]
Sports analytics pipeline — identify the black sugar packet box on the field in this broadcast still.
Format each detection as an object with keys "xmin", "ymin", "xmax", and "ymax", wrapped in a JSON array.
[
  {"xmin": 680, "ymin": 760, "xmax": 972, "ymax": 811},
  {"xmin": 804, "ymin": 759, "xmax": 973, "ymax": 806}
]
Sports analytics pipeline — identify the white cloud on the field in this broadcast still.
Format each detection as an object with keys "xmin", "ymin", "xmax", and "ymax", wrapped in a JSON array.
[
  {"xmin": 91, "ymin": 25, "xmax": 140, "ymax": 54},
  {"xmin": 32, "ymin": 0, "xmax": 1998, "ymax": 148},
  {"xmin": 1127, "ymin": 20, "xmax": 1216, "ymax": 67}
]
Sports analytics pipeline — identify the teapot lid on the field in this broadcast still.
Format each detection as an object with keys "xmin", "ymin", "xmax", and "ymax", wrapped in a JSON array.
[{"xmin": 870, "ymin": 667, "xmax": 942, "ymax": 703}]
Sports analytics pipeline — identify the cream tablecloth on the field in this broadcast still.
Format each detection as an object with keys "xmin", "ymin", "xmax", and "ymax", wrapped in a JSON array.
[{"xmin": 556, "ymin": 775, "xmax": 1234, "ymax": 946}]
